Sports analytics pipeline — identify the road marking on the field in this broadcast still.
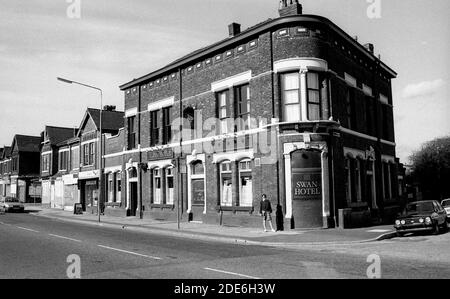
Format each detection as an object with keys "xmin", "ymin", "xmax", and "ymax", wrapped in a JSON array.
[
  {"xmin": 204, "ymin": 267, "xmax": 260, "ymax": 279},
  {"xmin": 97, "ymin": 245, "xmax": 162, "ymax": 260},
  {"xmin": 48, "ymin": 234, "xmax": 81, "ymax": 243},
  {"xmin": 367, "ymin": 229, "xmax": 392, "ymax": 233},
  {"xmin": 16, "ymin": 226, "xmax": 40, "ymax": 233}
]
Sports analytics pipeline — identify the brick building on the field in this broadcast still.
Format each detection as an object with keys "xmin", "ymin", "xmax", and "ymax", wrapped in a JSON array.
[
  {"xmin": 40, "ymin": 126, "xmax": 78, "ymax": 208},
  {"xmin": 0, "ymin": 147, "xmax": 12, "ymax": 200},
  {"xmin": 6, "ymin": 135, "xmax": 42, "ymax": 203},
  {"xmin": 116, "ymin": 0, "xmax": 403, "ymax": 228},
  {"xmin": 76, "ymin": 107, "xmax": 124, "ymax": 214}
]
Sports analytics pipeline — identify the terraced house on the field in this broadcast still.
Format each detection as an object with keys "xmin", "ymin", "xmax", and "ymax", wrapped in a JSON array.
[
  {"xmin": 6, "ymin": 135, "xmax": 42, "ymax": 203},
  {"xmin": 40, "ymin": 126, "xmax": 78, "ymax": 208},
  {"xmin": 115, "ymin": 0, "xmax": 406, "ymax": 229}
]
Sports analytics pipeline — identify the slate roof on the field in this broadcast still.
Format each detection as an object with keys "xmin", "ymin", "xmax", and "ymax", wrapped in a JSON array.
[
  {"xmin": 87, "ymin": 108, "xmax": 125, "ymax": 132},
  {"xmin": 1, "ymin": 146, "xmax": 11, "ymax": 159},
  {"xmin": 13, "ymin": 135, "xmax": 42, "ymax": 153},
  {"xmin": 45, "ymin": 126, "xmax": 78, "ymax": 145}
]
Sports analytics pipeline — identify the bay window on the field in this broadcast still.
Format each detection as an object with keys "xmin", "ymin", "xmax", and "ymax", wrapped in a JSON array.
[
  {"xmin": 281, "ymin": 73, "xmax": 301, "ymax": 122},
  {"xmin": 281, "ymin": 71, "xmax": 329, "ymax": 122}
]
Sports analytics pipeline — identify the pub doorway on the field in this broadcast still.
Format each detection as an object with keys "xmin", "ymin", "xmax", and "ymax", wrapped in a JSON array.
[{"xmin": 290, "ymin": 149, "xmax": 323, "ymax": 228}]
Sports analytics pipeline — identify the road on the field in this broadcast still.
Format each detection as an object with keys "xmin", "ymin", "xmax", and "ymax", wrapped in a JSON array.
[{"xmin": 0, "ymin": 212, "xmax": 449, "ymax": 279}]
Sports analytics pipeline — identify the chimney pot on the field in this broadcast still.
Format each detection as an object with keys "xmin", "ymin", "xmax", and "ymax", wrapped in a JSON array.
[
  {"xmin": 364, "ymin": 43, "xmax": 374, "ymax": 54},
  {"xmin": 279, "ymin": 0, "xmax": 302, "ymax": 17},
  {"xmin": 228, "ymin": 23, "xmax": 241, "ymax": 37}
]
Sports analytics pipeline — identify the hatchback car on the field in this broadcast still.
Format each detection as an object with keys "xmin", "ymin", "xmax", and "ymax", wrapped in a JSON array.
[
  {"xmin": 0, "ymin": 197, "xmax": 25, "ymax": 213},
  {"xmin": 394, "ymin": 200, "xmax": 447, "ymax": 236},
  {"xmin": 442, "ymin": 199, "xmax": 450, "ymax": 223}
]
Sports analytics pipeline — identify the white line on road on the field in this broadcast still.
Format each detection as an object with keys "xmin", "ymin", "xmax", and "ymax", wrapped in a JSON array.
[
  {"xmin": 48, "ymin": 234, "xmax": 81, "ymax": 243},
  {"xmin": 16, "ymin": 226, "xmax": 40, "ymax": 233},
  {"xmin": 98, "ymin": 245, "xmax": 162, "ymax": 260},
  {"xmin": 204, "ymin": 267, "xmax": 260, "ymax": 279}
]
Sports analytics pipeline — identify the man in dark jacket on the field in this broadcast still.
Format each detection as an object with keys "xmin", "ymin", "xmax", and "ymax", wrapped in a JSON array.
[{"xmin": 260, "ymin": 194, "xmax": 276, "ymax": 232}]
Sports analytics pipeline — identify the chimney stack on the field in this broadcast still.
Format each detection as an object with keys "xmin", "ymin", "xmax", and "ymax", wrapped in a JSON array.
[
  {"xmin": 364, "ymin": 43, "xmax": 374, "ymax": 54},
  {"xmin": 103, "ymin": 105, "xmax": 116, "ymax": 112},
  {"xmin": 228, "ymin": 23, "xmax": 241, "ymax": 37},
  {"xmin": 279, "ymin": 0, "xmax": 303, "ymax": 17}
]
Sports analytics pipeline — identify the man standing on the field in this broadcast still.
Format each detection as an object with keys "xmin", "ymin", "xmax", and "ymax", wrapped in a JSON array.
[{"xmin": 260, "ymin": 194, "xmax": 276, "ymax": 232}]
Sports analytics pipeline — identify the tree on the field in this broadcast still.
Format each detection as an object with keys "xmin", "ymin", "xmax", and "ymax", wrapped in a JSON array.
[{"xmin": 410, "ymin": 136, "xmax": 450, "ymax": 201}]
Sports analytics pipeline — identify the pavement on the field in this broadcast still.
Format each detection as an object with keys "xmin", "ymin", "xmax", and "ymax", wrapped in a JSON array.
[{"xmin": 25, "ymin": 206, "xmax": 397, "ymax": 247}]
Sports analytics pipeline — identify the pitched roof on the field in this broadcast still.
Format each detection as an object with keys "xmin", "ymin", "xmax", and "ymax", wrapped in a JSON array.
[
  {"xmin": 87, "ymin": 108, "xmax": 125, "ymax": 132},
  {"xmin": 45, "ymin": 126, "xmax": 78, "ymax": 145},
  {"xmin": 13, "ymin": 135, "xmax": 42, "ymax": 153},
  {"xmin": 2, "ymin": 146, "xmax": 11, "ymax": 159}
]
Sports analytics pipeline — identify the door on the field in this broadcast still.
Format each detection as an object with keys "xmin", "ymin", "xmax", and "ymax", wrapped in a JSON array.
[
  {"xmin": 129, "ymin": 182, "xmax": 138, "ymax": 217},
  {"xmin": 291, "ymin": 150, "xmax": 323, "ymax": 228},
  {"xmin": 191, "ymin": 179, "xmax": 205, "ymax": 222}
]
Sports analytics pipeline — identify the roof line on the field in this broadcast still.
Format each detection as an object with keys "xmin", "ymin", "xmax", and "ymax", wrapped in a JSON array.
[{"xmin": 120, "ymin": 14, "xmax": 397, "ymax": 90}]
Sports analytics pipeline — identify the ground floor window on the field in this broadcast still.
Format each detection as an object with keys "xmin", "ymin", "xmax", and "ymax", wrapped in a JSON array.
[
  {"xmin": 116, "ymin": 172, "xmax": 122, "ymax": 203},
  {"xmin": 239, "ymin": 159, "xmax": 253, "ymax": 207},
  {"xmin": 153, "ymin": 168, "xmax": 162, "ymax": 204},
  {"xmin": 220, "ymin": 161, "xmax": 232, "ymax": 207},
  {"xmin": 166, "ymin": 167, "xmax": 174, "ymax": 205}
]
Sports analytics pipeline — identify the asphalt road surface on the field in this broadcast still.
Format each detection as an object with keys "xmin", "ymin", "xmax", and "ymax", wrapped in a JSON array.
[{"xmin": 1, "ymin": 212, "xmax": 449, "ymax": 279}]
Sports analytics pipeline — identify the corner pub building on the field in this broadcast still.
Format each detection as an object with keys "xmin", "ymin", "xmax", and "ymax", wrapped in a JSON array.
[{"xmin": 117, "ymin": 1, "xmax": 405, "ymax": 229}]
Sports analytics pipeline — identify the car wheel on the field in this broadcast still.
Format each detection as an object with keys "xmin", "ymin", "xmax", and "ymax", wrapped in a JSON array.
[
  {"xmin": 396, "ymin": 232, "xmax": 404, "ymax": 238},
  {"xmin": 433, "ymin": 223, "xmax": 440, "ymax": 235}
]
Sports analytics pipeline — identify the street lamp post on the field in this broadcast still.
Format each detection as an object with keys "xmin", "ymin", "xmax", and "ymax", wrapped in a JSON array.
[{"xmin": 57, "ymin": 77, "xmax": 103, "ymax": 223}]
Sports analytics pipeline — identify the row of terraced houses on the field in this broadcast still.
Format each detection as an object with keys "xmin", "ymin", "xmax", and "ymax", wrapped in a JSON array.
[{"xmin": 0, "ymin": 1, "xmax": 407, "ymax": 229}]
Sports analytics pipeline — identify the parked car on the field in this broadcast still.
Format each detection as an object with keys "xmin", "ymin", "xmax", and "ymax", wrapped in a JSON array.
[
  {"xmin": 394, "ymin": 200, "xmax": 447, "ymax": 237},
  {"xmin": 0, "ymin": 197, "xmax": 25, "ymax": 213},
  {"xmin": 442, "ymin": 199, "xmax": 450, "ymax": 223}
]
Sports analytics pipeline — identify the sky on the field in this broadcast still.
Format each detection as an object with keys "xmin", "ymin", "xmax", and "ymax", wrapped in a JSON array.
[{"xmin": 0, "ymin": 0, "xmax": 449, "ymax": 163}]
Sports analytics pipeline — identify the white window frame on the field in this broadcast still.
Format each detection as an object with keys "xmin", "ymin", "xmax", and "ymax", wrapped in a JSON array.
[
  {"xmin": 238, "ymin": 159, "xmax": 253, "ymax": 207},
  {"xmin": 220, "ymin": 161, "xmax": 233, "ymax": 207}
]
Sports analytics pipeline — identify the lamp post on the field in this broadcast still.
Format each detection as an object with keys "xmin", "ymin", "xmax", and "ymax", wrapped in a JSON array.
[{"xmin": 57, "ymin": 77, "xmax": 103, "ymax": 223}]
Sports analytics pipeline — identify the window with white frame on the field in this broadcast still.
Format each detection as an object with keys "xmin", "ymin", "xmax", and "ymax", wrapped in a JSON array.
[
  {"xmin": 306, "ymin": 72, "xmax": 328, "ymax": 120},
  {"xmin": 153, "ymin": 168, "xmax": 162, "ymax": 204},
  {"xmin": 108, "ymin": 173, "xmax": 114, "ymax": 203},
  {"xmin": 220, "ymin": 161, "xmax": 232, "ymax": 207},
  {"xmin": 238, "ymin": 159, "xmax": 253, "ymax": 207},
  {"xmin": 166, "ymin": 167, "xmax": 174, "ymax": 205},
  {"xmin": 116, "ymin": 173, "xmax": 122, "ymax": 203},
  {"xmin": 71, "ymin": 147, "xmax": 79, "ymax": 170},
  {"xmin": 217, "ymin": 90, "xmax": 230, "ymax": 134},
  {"xmin": 281, "ymin": 73, "xmax": 301, "ymax": 122},
  {"xmin": 58, "ymin": 150, "xmax": 69, "ymax": 171},
  {"xmin": 42, "ymin": 154, "xmax": 50, "ymax": 172}
]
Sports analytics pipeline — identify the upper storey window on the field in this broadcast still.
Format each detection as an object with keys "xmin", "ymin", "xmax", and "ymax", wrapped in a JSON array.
[{"xmin": 280, "ymin": 72, "xmax": 329, "ymax": 122}]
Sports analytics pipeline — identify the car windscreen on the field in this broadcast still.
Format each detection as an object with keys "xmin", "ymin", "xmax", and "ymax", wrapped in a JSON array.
[
  {"xmin": 442, "ymin": 200, "xmax": 450, "ymax": 208},
  {"xmin": 406, "ymin": 202, "xmax": 434, "ymax": 214}
]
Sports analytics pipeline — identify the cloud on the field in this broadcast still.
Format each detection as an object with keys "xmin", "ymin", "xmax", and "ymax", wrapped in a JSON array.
[{"xmin": 401, "ymin": 79, "xmax": 445, "ymax": 99}]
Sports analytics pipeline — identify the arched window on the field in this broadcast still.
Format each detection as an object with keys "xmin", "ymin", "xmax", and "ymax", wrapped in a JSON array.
[
  {"xmin": 153, "ymin": 168, "xmax": 162, "ymax": 204},
  {"xmin": 238, "ymin": 159, "xmax": 253, "ymax": 207},
  {"xmin": 183, "ymin": 107, "xmax": 195, "ymax": 140},
  {"xmin": 191, "ymin": 160, "xmax": 204, "ymax": 175},
  {"xmin": 220, "ymin": 161, "xmax": 232, "ymax": 207},
  {"xmin": 166, "ymin": 167, "xmax": 174, "ymax": 205}
]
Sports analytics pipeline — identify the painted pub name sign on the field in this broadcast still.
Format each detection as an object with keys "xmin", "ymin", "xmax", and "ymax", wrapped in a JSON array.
[{"xmin": 292, "ymin": 173, "xmax": 322, "ymax": 200}]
